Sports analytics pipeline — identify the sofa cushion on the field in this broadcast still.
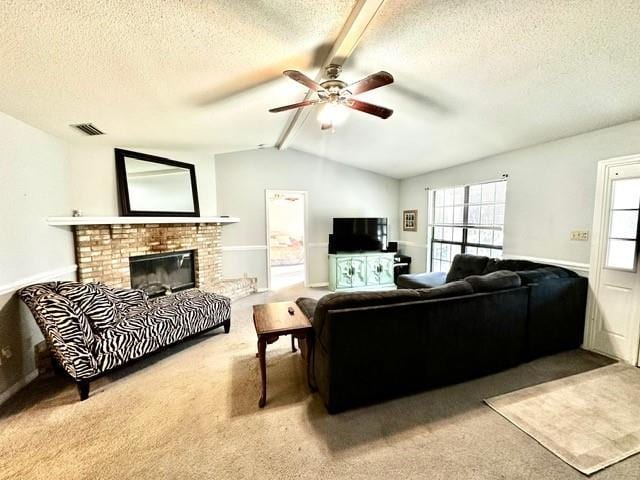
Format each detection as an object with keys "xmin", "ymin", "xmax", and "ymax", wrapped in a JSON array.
[
  {"xmin": 446, "ymin": 254, "xmax": 490, "ymax": 282},
  {"xmin": 296, "ymin": 297, "xmax": 318, "ymax": 321},
  {"xmin": 313, "ymin": 289, "xmax": 421, "ymax": 339},
  {"xmin": 57, "ymin": 282, "xmax": 118, "ymax": 332},
  {"xmin": 464, "ymin": 270, "xmax": 522, "ymax": 292},
  {"xmin": 397, "ymin": 271, "xmax": 446, "ymax": 289},
  {"xmin": 516, "ymin": 269, "xmax": 561, "ymax": 285},
  {"xmin": 416, "ymin": 280, "xmax": 473, "ymax": 299}
]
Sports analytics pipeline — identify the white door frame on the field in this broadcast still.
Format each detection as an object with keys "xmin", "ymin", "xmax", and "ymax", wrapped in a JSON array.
[
  {"xmin": 265, "ymin": 189, "xmax": 309, "ymax": 290},
  {"xmin": 584, "ymin": 153, "xmax": 640, "ymax": 363}
]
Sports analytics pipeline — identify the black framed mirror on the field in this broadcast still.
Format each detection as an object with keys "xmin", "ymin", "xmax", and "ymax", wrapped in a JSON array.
[{"xmin": 115, "ymin": 149, "xmax": 200, "ymax": 217}]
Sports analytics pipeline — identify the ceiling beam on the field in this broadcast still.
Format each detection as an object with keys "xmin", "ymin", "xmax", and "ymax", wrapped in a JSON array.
[{"xmin": 274, "ymin": 0, "xmax": 386, "ymax": 150}]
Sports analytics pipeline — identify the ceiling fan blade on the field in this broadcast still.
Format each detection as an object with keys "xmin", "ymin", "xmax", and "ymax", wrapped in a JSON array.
[
  {"xmin": 343, "ymin": 71, "xmax": 394, "ymax": 96},
  {"xmin": 283, "ymin": 70, "xmax": 326, "ymax": 93},
  {"xmin": 269, "ymin": 99, "xmax": 321, "ymax": 113},
  {"xmin": 344, "ymin": 99, "xmax": 393, "ymax": 119}
]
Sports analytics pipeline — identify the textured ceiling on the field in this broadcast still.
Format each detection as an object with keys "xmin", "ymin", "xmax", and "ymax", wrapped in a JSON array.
[
  {"xmin": 1, "ymin": 1, "xmax": 640, "ymax": 178},
  {"xmin": 0, "ymin": 0, "xmax": 355, "ymax": 151},
  {"xmin": 291, "ymin": 0, "xmax": 640, "ymax": 177}
]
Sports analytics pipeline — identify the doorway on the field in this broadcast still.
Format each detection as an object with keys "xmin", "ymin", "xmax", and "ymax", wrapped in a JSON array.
[
  {"xmin": 265, "ymin": 190, "xmax": 308, "ymax": 290},
  {"xmin": 587, "ymin": 155, "xmax": 640, "ymax": 364}
]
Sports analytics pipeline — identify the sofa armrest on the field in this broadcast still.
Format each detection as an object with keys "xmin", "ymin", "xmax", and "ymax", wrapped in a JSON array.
[
  {"xmin": 295, "ymin": 297, "xmax": 317, "ymax": 322},
  {"xmin": 26, "ymin": 293, "xmax": 99, "ymax": 380},
  {"xmin": 396, "ymin": 271, "xmax": 446, "ymax": 289}
]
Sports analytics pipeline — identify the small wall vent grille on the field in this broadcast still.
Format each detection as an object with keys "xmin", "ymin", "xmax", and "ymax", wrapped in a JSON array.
[{"xmin": 70, "ymin": 123, "xmax": 105, "ymax": 136}]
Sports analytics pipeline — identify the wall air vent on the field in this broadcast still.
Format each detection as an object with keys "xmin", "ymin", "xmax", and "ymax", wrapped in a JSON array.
[{"xmin": 70, "ymin": 123, "xmax": 105, "ymax": 136}]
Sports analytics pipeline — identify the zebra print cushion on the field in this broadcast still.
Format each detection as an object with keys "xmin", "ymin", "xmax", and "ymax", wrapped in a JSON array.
[
  {"xmin": 94, "ymin": 289, "xmax": 230, "ymax": 371},
  {"xmin": 57, "ymin": 282, "xmax": 118, "ymax": 332}
]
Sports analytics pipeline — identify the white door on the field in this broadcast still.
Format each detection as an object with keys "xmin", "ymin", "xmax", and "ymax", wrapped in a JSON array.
[{"xmin": 590, "ymin": 161, "xmax": 640, "ymax": 363}]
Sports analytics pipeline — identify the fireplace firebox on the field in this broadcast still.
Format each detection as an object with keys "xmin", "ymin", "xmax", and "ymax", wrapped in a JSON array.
[{"xmin": 129, "ymin": 250, "xmax": 195, "ymax": 297}]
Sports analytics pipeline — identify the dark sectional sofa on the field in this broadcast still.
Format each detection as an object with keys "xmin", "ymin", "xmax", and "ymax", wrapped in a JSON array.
[{"xmin": 297, "ymin": 254, "xmax": 587, "ymax": 413}]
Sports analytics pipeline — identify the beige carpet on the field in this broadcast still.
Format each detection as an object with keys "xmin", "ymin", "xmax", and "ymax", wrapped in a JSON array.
[
  {"xmin": 486, "ymin": 363, "xmax": 640, "ymax": 475},
  {"xmin": 1, "ymin": 284, "xmax": 638, "ymax": 480}
]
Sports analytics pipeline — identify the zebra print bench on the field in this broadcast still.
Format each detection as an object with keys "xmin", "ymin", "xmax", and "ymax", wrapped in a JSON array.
[{"xmin": 19, "ymin": 282, "xmax": 231, "ymax": 400}]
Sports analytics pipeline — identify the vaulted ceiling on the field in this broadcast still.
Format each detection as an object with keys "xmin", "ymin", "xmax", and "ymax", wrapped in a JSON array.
[{"xmin": 1, "ymin": 1, "xmax": 639, "ymax": 179}]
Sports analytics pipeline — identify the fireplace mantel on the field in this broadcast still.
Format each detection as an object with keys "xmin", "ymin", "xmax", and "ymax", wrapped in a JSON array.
[{"xmin": 47, "ymin": 216, "xmax": 239, "ymax": 226}]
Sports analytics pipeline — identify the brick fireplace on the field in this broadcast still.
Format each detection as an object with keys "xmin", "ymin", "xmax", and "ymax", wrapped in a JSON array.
[{"xmin": 70, "ymin": 222, "xmax": 255, "ymax": 299}]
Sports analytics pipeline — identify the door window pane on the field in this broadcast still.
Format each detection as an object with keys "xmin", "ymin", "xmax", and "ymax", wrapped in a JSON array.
[
  {"xmin": 606, "ymin": 239, "xmax": 637, "ymax": 270},
  {"xmin": 610, "ymin": 210, "xmax": 639, "ymax": 239},
  {"xmin": 612, "ymin": 178, "xmax": 640, "ymax": 210}
]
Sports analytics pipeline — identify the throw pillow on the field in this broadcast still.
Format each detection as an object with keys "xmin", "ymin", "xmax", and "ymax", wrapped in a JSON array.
[
  {"xmin": 446, "ymin": 254, "xmax": 490, "ymax": 283},
  {"xmin": 295, "ymin": 297, "xmax": 318, "ymax": 321},
  {"xmin": 57, "ymin": 282, "xmax": 118, "ymax": 332}
]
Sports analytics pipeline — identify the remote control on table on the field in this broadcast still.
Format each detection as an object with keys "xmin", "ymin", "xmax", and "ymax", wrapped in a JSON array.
[{"xmin": 287, "ymin": 306, "xmax": 294, "ymax": 315}]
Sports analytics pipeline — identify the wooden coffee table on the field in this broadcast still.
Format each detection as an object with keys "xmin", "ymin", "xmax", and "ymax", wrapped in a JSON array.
[{"xmin": 252, "ymin": 301, "xmax": 313, "ymax": 408}]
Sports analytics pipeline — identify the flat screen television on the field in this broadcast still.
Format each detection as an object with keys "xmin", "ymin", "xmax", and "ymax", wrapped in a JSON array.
[{"xmin": 330, "ymin": 217, "xmax": 388, "ymax": 253}]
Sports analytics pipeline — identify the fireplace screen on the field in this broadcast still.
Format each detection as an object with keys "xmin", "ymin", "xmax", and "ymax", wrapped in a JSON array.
[{"xmin": 129, "ymin": 250, "xmax": 195, "ymax": 297}]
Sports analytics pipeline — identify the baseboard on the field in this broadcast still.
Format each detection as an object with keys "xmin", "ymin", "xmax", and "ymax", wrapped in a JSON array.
[
  {"xmin": 256, "ymin": 288, "xmax": 269, "ymax": 293},
  {"xmin": 0, "ymin": 369, "xmax": 38, "ymax": 406},
  {"xmin": 308, "ymin": 282, "xmax": 329, "ymax": 288}
]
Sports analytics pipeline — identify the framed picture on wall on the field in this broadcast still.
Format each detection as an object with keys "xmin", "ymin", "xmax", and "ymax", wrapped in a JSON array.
[{"xmin": 403, "ymin": 210, "xmax": 417, "ymax": 231}]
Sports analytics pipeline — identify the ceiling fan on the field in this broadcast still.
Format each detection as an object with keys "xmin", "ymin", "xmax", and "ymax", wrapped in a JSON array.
[{"xmin": 269, "ymin": 64, "xmax": 394, "ymax": 130}]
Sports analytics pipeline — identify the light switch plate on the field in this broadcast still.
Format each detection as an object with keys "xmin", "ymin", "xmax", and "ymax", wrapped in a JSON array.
[{"xmin": 571, "ymin": 230, "xmax": 589, "ymax": 241}]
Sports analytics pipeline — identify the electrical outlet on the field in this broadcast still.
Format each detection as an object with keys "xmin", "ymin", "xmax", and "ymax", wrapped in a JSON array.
[
  {"xmin": 570, "ymin": 230, "xmax": 589, "ymax": 241},
  {"xmin": 1, "ymin": 346, "xmax": 12, "ymax": 359}
]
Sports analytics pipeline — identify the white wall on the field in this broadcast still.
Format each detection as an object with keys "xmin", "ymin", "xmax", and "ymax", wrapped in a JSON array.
[
  {"xmin": 67, "ymin": 143, "xmax": 217, "ymax": 216},
  {"xmin": 399, "ymin": 120, "xmax": 640, "ymax": 273},
  {"xmin": 216, "ymin": 148, "xmax": 400, "ymax": 288},
  {"xmin": 0, "ymin": 111, "xmax": 76, "ymax": 401}
]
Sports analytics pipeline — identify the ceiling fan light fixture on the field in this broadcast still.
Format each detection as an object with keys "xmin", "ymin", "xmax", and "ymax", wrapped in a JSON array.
[{"xmin": 317, "ymin": 102, "xmax": 349, "ymax": 128}]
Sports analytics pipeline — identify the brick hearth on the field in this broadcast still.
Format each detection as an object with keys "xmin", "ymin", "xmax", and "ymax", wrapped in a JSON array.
[{"xmin": 73, "ymin": 223, "xmax": 255, "ymax": 299}]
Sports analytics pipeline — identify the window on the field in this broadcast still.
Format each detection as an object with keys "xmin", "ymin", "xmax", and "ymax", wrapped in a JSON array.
[
  {"xmin": 430, "ymin": 179, "xmax": 507, "ymax": 272},
  {"xmin": 605, "ymin": 177, "xmax": 640, "ymax": 271}
]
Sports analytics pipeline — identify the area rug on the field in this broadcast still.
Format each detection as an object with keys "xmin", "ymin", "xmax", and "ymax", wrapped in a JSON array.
[{"xmin": 485, "ymin": 362, "xmax": 640, "ymax": 475}]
